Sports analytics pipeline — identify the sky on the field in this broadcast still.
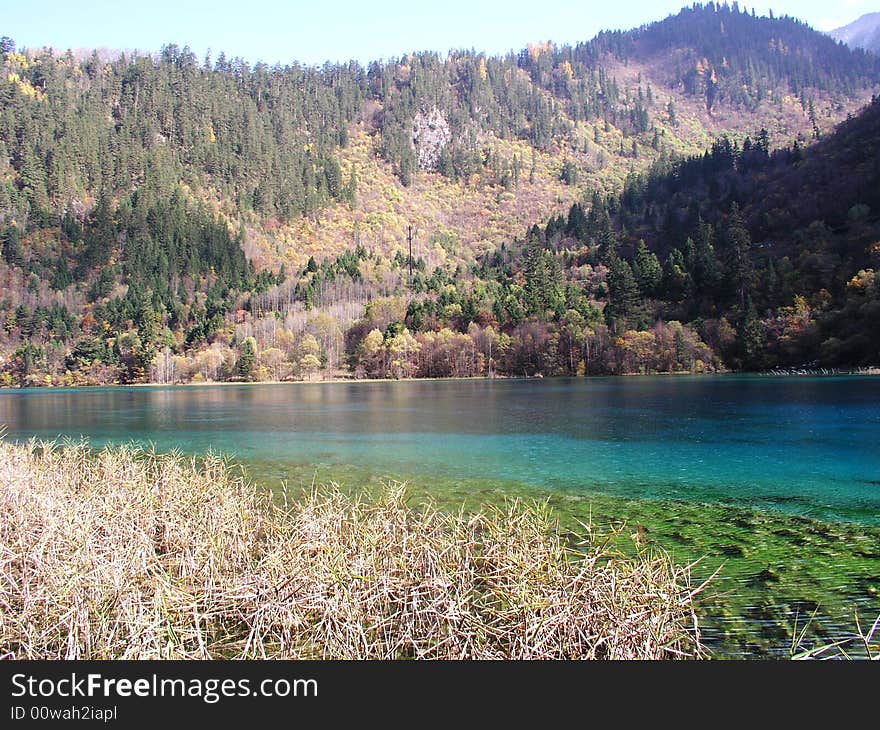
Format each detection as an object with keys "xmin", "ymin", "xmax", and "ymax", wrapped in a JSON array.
[{"xmin": 1, "ymin": 0, "xmax": 876, "ymax": 67}]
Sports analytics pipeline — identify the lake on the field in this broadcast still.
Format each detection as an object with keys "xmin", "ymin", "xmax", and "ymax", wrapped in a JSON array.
[{"xmin": 2, "ymin": 375, "xmax": 879, "ymax": 657}]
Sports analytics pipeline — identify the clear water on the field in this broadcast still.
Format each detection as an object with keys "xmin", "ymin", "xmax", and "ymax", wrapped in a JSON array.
[
  {"xmin": 2, "ymin": 375, "xmax": 879, "ymax": 657},
  {"xmin": 2, "ymin": 375, "xmax": 878, "ymax": 522}
]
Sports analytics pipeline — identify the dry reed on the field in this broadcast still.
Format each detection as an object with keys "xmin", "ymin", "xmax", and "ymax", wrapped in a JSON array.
[{"xmin": 0, "ymin": 439, "xmax": 706, "ymax": 659}]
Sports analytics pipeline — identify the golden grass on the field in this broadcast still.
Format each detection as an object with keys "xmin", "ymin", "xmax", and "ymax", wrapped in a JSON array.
[{"xmin": 0, "ymin": 439, "xmax": 706, "ymax": 659}]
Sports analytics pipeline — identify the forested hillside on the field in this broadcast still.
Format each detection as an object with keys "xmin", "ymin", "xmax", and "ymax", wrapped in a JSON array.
[
  {"xmin": 1, "ymin": 4, "xmax": 878, "ymax": 385},
  {"xmin": 599, "ymin": 4, "xmax": 878, "ymax": 110},
  {"xmin": 508, "ymin": 94, "xmax": 880, "ymax": 374}
]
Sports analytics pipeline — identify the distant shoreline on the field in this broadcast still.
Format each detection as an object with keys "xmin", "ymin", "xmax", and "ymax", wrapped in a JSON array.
[{"xmin": 2, "ymin": 367, "xmax": 880, "ymax": 391}]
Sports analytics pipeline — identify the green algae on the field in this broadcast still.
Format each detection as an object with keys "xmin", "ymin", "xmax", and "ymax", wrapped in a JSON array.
[{"xmin": 243, "ymin": 458, "xmax": 880, "ymax": 659}]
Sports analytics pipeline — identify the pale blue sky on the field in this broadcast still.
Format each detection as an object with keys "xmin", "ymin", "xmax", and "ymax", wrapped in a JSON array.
[{"xmin": 1, "ymin": 1, "xmax": 876, "ymax": 66}]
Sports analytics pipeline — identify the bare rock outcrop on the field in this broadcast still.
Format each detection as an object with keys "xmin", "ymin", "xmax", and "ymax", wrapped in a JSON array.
[{"xmin": 412, "ymin": 108, "xmax": 451, "ymax": 171}]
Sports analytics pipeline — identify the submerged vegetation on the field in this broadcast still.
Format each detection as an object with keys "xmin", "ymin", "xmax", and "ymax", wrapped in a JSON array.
[
  {"xmin": 265, "ymin": 454, "xmax": 880, "ymax": 659},
  {"xmin": 0, "ymin": 439, "xmax": 705, "ymax": 659}
]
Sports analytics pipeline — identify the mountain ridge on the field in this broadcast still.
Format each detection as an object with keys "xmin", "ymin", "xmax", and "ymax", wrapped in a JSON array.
[{"xmin": 831, "ymin": 12, "xmax": 880, "ymax": 54}]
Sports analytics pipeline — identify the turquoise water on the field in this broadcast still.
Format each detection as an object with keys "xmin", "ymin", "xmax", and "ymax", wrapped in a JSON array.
[
  {"xmin": 2, "ymin": 375, "xmax": 879, "ymax": 657},
  {"xmin": 1, "ymin": 375, "xmax": 878, "ymax": 523}
]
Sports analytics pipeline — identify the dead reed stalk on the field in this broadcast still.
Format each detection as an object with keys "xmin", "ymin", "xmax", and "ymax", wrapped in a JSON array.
[{"xmin": 0, "ymin": 439, "xmax": 706, "ymax": 659}]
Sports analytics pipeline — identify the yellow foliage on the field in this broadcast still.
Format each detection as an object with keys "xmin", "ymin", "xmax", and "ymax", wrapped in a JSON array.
[
  {"xmin": 362, "ymin": 329, "xmax": 384, "ymax": 356},
  {"xmin": 7, "ymin": 72, "xmax": 43, "ymax": 100},
  {"xmin": 527, "ymin": 42, "xmax": 552, "ymax": 61},
  {"xmin": 847, "ymin": 269, "xmax": 875, "ymax": 290},
  {"xmin": 6, "ymin": 52, "xmax": 29, "ymax": 69}
]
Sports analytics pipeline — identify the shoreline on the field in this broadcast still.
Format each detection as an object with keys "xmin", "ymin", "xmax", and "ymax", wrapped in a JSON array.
[{"xmin": 2, "ymin": 367, "xmax": 878, "ymax": 391}]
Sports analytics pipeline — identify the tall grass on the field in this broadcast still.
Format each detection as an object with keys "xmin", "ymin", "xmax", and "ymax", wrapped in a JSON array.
[{"xmin": 0, "ymin": 439, "xmax": 706, "ymax": 659}]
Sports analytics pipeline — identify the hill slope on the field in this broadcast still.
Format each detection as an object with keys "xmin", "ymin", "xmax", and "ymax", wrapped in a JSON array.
[{"xmin": 544, "ymin": 95, "xmax": 880, "ymax": 369}]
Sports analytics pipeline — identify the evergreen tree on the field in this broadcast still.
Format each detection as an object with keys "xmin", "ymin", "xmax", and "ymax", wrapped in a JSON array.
[
  {"xmin": 237, "ymin": 337, "xmax": 257, "ymax": 380},
  {"xmin": 740, "ymin": 299, "xmax": 766, "ymax": 370},
  {"xmin": 722, "ymin": 203, "xmax": 754, "ymax": 308},
  {"xmin": 632, "ymin": 240, "xmax": 662, "ymax": 297},
  {"xmin": 692, "ymin": 223, "xmax": 722, "ymax": 296},
  {"xmin": 523, "ymin": 236, "xmax": 564, "ymax": 318},
  {"xmin": 605, "ymin": 255, "xmax": 641, "ymax": 331}
]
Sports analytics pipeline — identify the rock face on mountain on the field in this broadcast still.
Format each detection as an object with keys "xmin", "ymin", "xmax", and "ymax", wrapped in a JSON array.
[
  {"xmin": 411, "ymin": 108, "xmax": 452, "ymax": 172},
  {"xmin": 831, "ymin": 13, "xmax": 880, "ymax": 54}
]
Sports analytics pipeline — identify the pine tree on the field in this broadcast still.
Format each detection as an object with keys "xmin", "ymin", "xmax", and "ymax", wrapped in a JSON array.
[
  {"xmin": 685, "ymin": 224, "xmax": 720, "ymax": 301},
  {"xmin": 723, "ymin": 203, "xmax": 754, "ymax": 309},
  {"xmin": 667, "ymin": 100, "xmax": 677, "ymax": 127},
  {"xmin": 740, "ymin": 298, "xmax": 766, "ymax": 370},
  {"xmin": 1, "ymin": 225, "xmax": 24, "ymax": 267},
  {"xmin": 605, "ymin": 255, "xmax": 641, "ymax": 331},
  {"xmin": 237, "ymin": 337, "xmax": 257, "ymax": 380},
  {"xmin": 20, "ymin": 151, "xmax": 50, "ymax": 221},
  {"xmin": 633, "ymin": 240, "xmax": 662, "ymax": 297},
  {"xmin": 523, "ymin": 235, "xmax": 564, "ymax": 318}
]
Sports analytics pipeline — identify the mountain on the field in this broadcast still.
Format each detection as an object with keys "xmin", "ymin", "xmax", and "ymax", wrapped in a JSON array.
[
  {"xmin": 598, "ymin": 5, "xmax": 879, "ymax": 109},
  {"xmin": 831, "ymin": 13, "xmax": 880, "ymax": 54},
  {"xmin": 1, "ymin": 4, "xmax": 879, "ymax": 385}
]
